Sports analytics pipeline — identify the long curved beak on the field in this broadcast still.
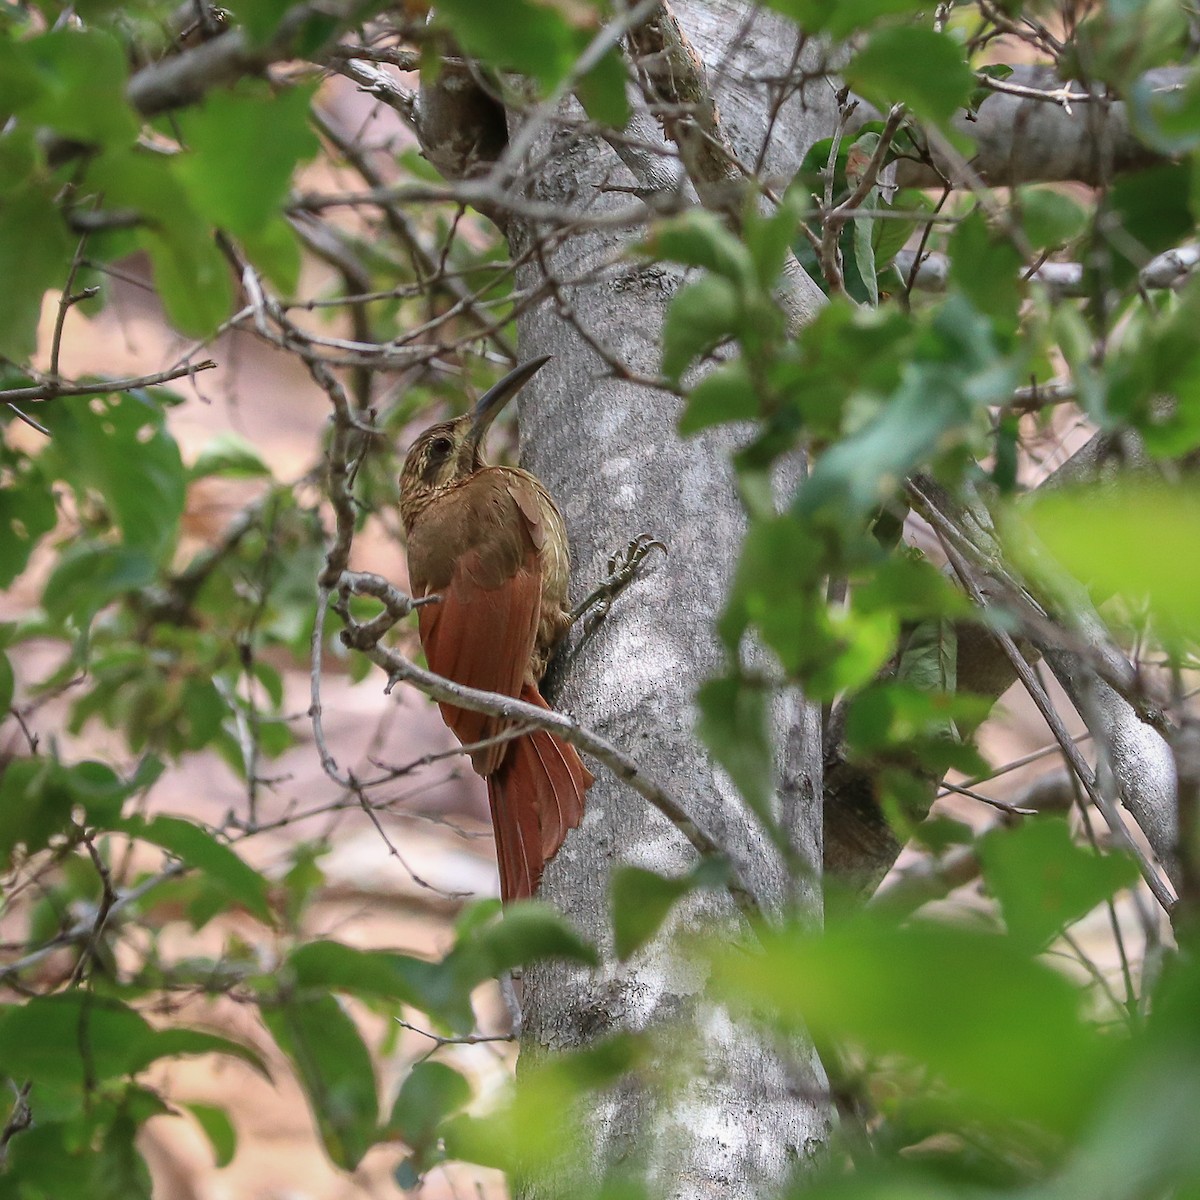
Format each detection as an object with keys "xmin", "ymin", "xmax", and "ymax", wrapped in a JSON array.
[{"xmin": 468, "ymin": 356, "xmax": 551, "ymax": 451}]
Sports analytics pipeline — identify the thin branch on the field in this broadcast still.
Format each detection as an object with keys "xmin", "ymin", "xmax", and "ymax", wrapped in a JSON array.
[
  {"xmin": 0, "ymin": 361, "xmax": 217, "ymax": 406},
  {"xmin": 934, "ymin": 525, "xmax": 1177, "ymax": 913}
]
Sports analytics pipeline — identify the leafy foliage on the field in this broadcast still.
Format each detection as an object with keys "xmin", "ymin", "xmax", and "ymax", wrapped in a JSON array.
[{"xmin": 0, "ymin": 0, "xmax": 1198, "ymax": 1195}]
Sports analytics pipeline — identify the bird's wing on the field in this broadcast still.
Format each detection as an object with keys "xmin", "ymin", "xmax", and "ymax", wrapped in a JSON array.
[{"xmin": 410, "ymin": 472, "xmax": 542, "ymax": 776}]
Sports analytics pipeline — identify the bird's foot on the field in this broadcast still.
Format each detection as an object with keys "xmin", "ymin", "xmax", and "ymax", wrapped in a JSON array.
[{"xmin": 571, "ymin": 534, "xmax": 667, "ymax": 636}]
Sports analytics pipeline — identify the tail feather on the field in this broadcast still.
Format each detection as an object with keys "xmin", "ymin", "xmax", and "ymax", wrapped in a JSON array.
[{"xmin": 486, "ymin": 683, "xmax": 593, "ymax": 902}]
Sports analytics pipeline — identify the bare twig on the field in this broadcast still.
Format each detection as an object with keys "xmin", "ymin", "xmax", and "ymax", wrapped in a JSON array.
[
  {"xmin": 0, "ymin": 361, "xmax": 217, "ymax": 406},
  {"xmin": 934, "ymin": 528, "xmax": 1177, "ymax": 913}
]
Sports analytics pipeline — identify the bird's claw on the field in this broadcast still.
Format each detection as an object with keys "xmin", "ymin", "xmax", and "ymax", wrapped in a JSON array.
[{"xmin": 572, "ymin": 533, "xmax": 667, "ymax": 634}]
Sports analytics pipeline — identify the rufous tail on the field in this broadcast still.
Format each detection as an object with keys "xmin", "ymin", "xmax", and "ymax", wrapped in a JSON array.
[{"xmin": 487, "ymin": 683, "xmax": 593, "ymax": 903}]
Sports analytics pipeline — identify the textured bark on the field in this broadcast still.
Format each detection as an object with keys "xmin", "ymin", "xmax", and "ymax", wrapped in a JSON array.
[
  {"xmin": 890, "ymin": 64, "xmax": 1176, "ymax": 188},
  {"xmin": 494, "ymin": 4, "xmax": 835, "ymax": 1193}
]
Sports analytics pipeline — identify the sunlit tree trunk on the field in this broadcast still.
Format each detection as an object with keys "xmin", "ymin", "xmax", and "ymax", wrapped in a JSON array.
[{"xmin": 492, "ymin": 4, "xmax": 837, "ymax": 1192}]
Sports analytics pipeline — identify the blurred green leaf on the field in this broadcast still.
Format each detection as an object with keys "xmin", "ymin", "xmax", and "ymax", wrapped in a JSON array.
[
  {"xmin": 444, "ymin": 1034, "xmax": 645, "ymax": 1175},
  {"xmin": 575, "ymin": 47, "xmax": 630, "ymax": 128},
  {"xmin": 1019, "ymin": 482, "xmax": 1200, "ymax": 637},
  {"xmin": 611, "ymin": 860, "xmax": 727, "ymax": 961},
  {"xmin": 433, "ymin": 0, "xmax": 587, "ymax": 88},
  {"xmin": 0, "ymin": 757, "xmax": 133, "ymax": 868},
  {"xmin": 263, "ymin": 993, "xmax": 378, "ymax": 1170},
  {"xmin": 711, "ymin": 912, "xmax": 1117, "ymax": 1134},
  {"xmin": 288, "ymin": 940, "xmax": 440, "ymax": 1008},
  {"xmin": 662, "ymin": 275, "xmax": 741, "ymax": 382},
  {"xmin": 0, "ymin": 181, "xmax": 74, "ymax": 361},
  {"xmin": 1102, "ymin": 163, "xmax": 1194, "ymax": 286},
  {"xmin": 176, "ymin": 85, "xmax": 318, "ymax": 238},
  {"xmin": 387, "ymin": 1059, "xmax": 471, "ymax": 1182},
  {"xmin": 0, "ymin": 994, "xmax": 260, "ymax": 1102},
  {"xmin": 763, "ymin": 0, "xmax": 937, "ymax": 38},
  {"xmin": 844, "ymin": 680, "xmax": 990, "ymax": 774},
  {"xmin": 1019, "ymin": 187, "xmax": 1089, "ymax": 250},
  {"xmin": 846, "ymin": 29, "xmax": 975, "ymax": 126},
  {"xmin": 85, "ymin": 148, "xmax": 233, "ymax": 336},
  {"xmin": 464, "ymin": 902, "xmax": 599, "ymax": 975},
  {"xmin": 5, "ymin": 30, "xmax": 136, "ymax": 146},
  {"xmin": 1104, "ymin": 281, "xmax": 1200, "ymax": 455},
  {"xmin": 185, "ymin": 1103, "xmax": 238, "ymax": 1168},
  {"xmin": 189, "ymin": 431, "xmax": 273, "ymax": 481},
  {"xmin": 948, "ymin": 208, "xmax": 1022, "ymax": 340},
  {"xmin": 794, "ymin": 295, "xmax": 1016, "ymax": 529},
  {"xmin": 43, "ymin": 542, "xmax": 157, "ymax": 628},
  {"xmin": 0, "ymin": 453, "xmax": 57, "ymax": 588},
  {"xmin": 979, "ymin": 818, "xmax": 1139, "ymax": 951},
  {"xmin": 679, "ymin": 358, "xmax": 758, "ymax": 435},
  {"xmin": 121, "ymin": 816, "xmax": 273, "ymax": 923},
  {"xmin": 42, "ymin": 392, "xmax": 185, "ymax": 562},
  {"xmin": 646, "ymin": 211, "xmax": 755, "ymax": 286},
  {"xmin": 696, "ymin": 675, "xmax": 775, "ymax": 827}
]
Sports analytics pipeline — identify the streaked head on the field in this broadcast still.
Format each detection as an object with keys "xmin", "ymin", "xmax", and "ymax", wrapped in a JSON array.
[{"xmin": 398, "ymin": 357, "xmax": 550, "ymax": 526}]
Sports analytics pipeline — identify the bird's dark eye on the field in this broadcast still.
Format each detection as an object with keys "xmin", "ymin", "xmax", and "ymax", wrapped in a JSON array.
[{"xmin": 429, "ymin": 436, "xmax": 454, "ymax": 458}]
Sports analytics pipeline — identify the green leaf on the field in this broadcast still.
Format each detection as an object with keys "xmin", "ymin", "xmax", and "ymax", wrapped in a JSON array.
[
  {"xmin": 1019, "ymin": 186, "xmax": 1089, "ymax": 250},
  {"xmin": 575, "ymin": 46, "xmax": 630, "ymax": 128},
  {"xmin": 0, "ymin": 758, "xmax": 133, "ymax": 868},
  {"xmin": 176, "ymin": 85, "xmax": 318, "ymax": 238},
  {"xmin": 43, "ymin": 543, "xmax": 157, "ymax": 628},
  {"xmin": 9, "ymin": 30, "xmax": 137, "ymax": 146},
  {"xmin": 979, "ymin": 818, "xmax": 1139, "ymax": 951},
  {"xmin": 0, "ymin": 182, "xmax": 74, "ymax": 361},
  {"xmin": 895, "ymin": 618, "xmax": 957, "ymax": 696},
  {"xmin": 85, "ymin": 149, "xmax": 233, "ymax": 337},
  {"xmin": 679, "ymin": 358, "xmax": 758, "ymax": 435},
  {"xmin": 1104, "ymin": 163, "xmax": 1194, "ymax": 285},
  {"xmin": 0, "ymin": 650, "xmax": 11, "ymax": 713},
  {"xmin": 794, "ymin": 295, "xmax": 1017, "ymax": 529},
  {"xmin": 121, "ymin": 816, "xmax": 273, "ymax": 923},
  {"xmin": 386, "ymin": 1061, "xmax": 471, "ymax": 1148},
  {"xmin": 42, "ymin": 392, "xmax": 186, "ymax": 561},
  {"xmin": 710, "ymin": 912, "xmax": 1116, "ymax": 1134},
  {"xmin": 1019, "ymin": 482, "xmax": 1200, "ymax": 637},
  {"xmin": 136, "ymin": 1026, "xmax": 269, "ymax": 1077},
  {"xmin": 948, "ymin": 207, "xmax": 1022, "ymax": 340},
  {"xmin": 466, "ymin": 903, "xmax": 599, "ymax": 974},
  {"xmin": 189, "ymin": 431, "xmax": 273, "ymax": 480},
  {"xmin": 1130, "ymin": 65, "xmax": 1200, "ymax": 154},
  {"xmin": 240, "ymin": 215, "xmax": 303, "ymax": 294},
  {"xmin": 611, "ymin": 860, "xmax": 727, "ymax": 961},
  {"xmin": 720, "ymin": 513, "xmax": 823, "ymax": 668},
  {"xmin": 226, "ymin": 0, "xmax": 295, "ymax": 44},
  {"xmin": 696, "ymin": 675, "xmax": 775, "ymax": 827},
  {"xmin": 0, "ymin": 993, "xmax": 261, "ymax": 1114},
  {"xmin": 645, "ymin": 210, "xmax": 754, "ymax": 286},
  {"xmin": 662, "ymin": 275, "xmax": 741, "ymax": 382},
  {"xmin": 744, "ymin": 187, "xmax": 807, "ymax": 287},
  {"xmin": 845, "ymin": 28, "xmax": 975, "ymax": 126},
  {"xmin": 763, "ymin": 0, "xmax": 939, "ymax": 38},
  {"xmin": 432, "ymin": 0, "xmax": 582, "ymax": 88},
  {"xmin": 852, "ymin": 199, "xmax": 880, "ymax": 306},
  {"xmin": 185, "ymin": 1103, "xmax": 238, "ymax": 1168},
  {"xmin": 0, "ymin": 455, "xmax": 56, "ymax": 587},
  {"xmin": 844, "ymin": 681, "xmax": 990, "ymax": 775},
  {"xmin": 288, "ymin": 940, "xmax": 436, "ymax": 1007},
  {"xmin": 263, "ymin": 993, "xmax": 378, "ymax": 1170},
  {"xmin": 1104, "ymin": 282, "xmax": 1200, "ymax": 456}
]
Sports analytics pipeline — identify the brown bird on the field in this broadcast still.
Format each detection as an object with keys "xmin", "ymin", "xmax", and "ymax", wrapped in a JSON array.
[{"xmin": 398, "ymin": 357, "xmax": 594, "ymax": 902}]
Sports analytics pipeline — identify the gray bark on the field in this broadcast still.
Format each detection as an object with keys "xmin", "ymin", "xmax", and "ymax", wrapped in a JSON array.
[
  {"xmin": 890, "ymin": 64, "xmax": 1175, "ymax": 188},
  {"xmin": 494, "ymin": 4, "xmax": 836, "ymax": 1193}
]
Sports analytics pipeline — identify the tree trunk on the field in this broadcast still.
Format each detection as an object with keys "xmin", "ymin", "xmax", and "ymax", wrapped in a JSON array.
[{"xmin": 500, "ymin": 4, "xmax": 837, "ymax": 1193}]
